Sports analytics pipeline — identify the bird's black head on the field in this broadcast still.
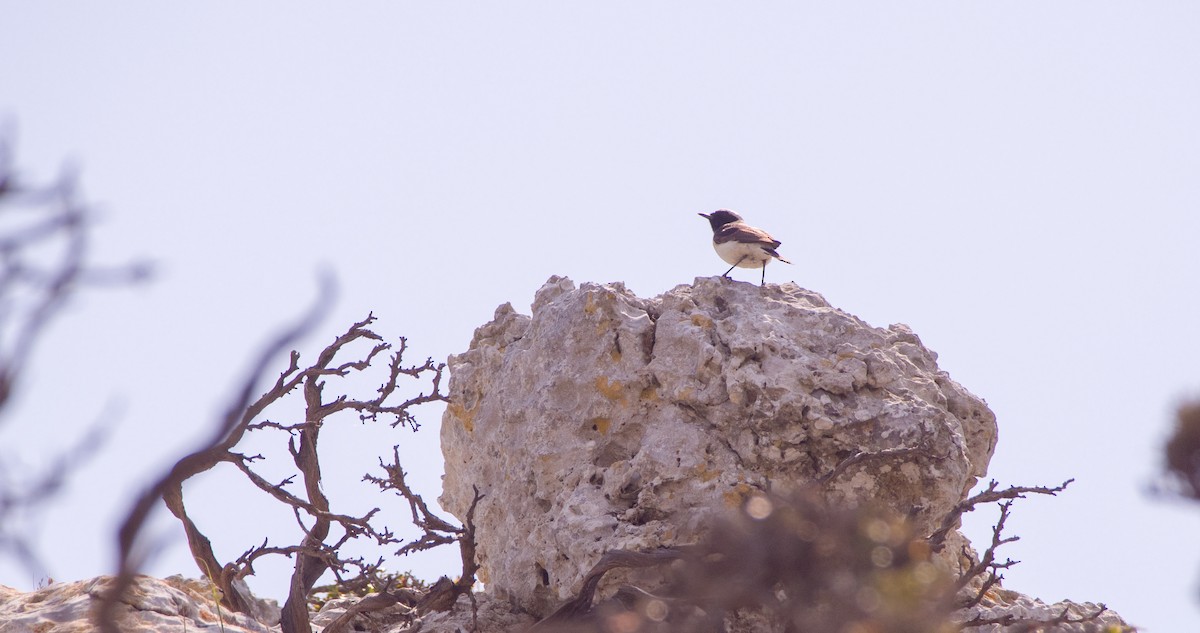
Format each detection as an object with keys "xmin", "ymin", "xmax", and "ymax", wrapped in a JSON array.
[{"xmin": 698, "ymin": 209, "xmax": 743, "ymax": 231}]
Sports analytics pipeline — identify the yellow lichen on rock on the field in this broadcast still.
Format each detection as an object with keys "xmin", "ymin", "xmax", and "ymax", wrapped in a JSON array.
[
  {"xmin": 594, "ymin": 376, "xmax": 626, "ymax": 403},
  {"xmin": 694, "ymin": 462, "xmax": 721, "ymax": 482},
  {"xmin": 590, "ymin": 417, "xmax": 611, "ymax": 435},
  {"xmin": 722, "ymin": 482, "xmax": 755, "ymax": 507},
  {"xmin": 446, "ymin": 402, "xmax": 477, "ymax": 432}
]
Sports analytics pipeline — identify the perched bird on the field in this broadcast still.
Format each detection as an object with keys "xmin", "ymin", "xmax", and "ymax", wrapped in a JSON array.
[{"xmin": 698, "ymin": 209, "xmax": 792, "ymax": 285}]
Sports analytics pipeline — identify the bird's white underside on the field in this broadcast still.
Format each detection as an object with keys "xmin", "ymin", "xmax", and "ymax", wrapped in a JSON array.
[{"xmin": 714, "ymin": 240, "xmax": 775, "ymax": 268}]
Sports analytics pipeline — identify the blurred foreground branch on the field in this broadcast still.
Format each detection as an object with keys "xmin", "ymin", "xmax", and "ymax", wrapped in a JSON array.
[
  {"xmin": 0, "ymin": 133, "xmax": 149, "ymax": 579},
  {"xmin": 530, "ymin": 448, "xmax": 1115, "ymax": 633},
  {"xmin": 1160, "ymin": 398, "xmax": 1200, "ymax": 610},
  {"xmin": 1164, "ymin": 400, "xmax": 1200, "ymax": 501},
  {"xmin": 95, "ymin": 278, "xmax": 330, "ymax": 633},
  {"xmin": 533, "ymin": 490, "xmax": 952, "ymax": 633}
]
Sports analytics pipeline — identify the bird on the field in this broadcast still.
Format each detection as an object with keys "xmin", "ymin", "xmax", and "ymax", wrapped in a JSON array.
[{"xmin": 698, "ymin": 209, "xmax": 792, "ymax": 285}]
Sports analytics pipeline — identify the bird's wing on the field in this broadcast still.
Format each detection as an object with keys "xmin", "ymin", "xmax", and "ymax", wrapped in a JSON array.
[{"xmin": 714, "ymin": 223, "xmax": 782, "ymax": 248}]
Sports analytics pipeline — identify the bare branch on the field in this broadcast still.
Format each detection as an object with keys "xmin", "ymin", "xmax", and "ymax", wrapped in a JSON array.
[
  {"xmin": 95, "ymin": 277, "xmax": 333, "ymax": 633},
  {"xmin": 365, "ymin": 446, "xmax": 463, "ymax": 550},
  {"xmin": 95, "ymin": 303, "xmax": 451, "ymax": 633},
  {"xmin": 320, "ymin": 588, "xmax": 421, "ymax": 633},
  {"xmin": 339, "ymin": 463, "xmax": 486, "ymax": 624},
  {"xmin": 955, "ymin": 500, "xmax": 1019, "ymax": 608},
  {"xmin": 929, "ymin": 479, "xmax": 1073, "ymax": 552}
]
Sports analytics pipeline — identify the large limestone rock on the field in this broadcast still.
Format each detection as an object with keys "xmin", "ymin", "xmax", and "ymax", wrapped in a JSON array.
[{"xmin": 440, "ymin": 276, "xmax": 999, "ymax": 614}]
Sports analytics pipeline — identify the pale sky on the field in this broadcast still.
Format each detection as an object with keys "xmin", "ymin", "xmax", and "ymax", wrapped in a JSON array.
[{"xmin": 1, "ymin": 3, "xmax": 1199, "ymax": 631}]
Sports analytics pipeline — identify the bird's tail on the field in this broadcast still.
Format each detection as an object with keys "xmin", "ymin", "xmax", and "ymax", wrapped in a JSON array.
[{"xmin": 775, "ymin": 255, "xmax": 793, "ymax": 265}]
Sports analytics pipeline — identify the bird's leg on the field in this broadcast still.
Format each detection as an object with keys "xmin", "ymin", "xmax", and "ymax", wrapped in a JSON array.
[
  {"xmin": 761, "ymin": 264, "xmax": 767, "ymax": 286},
  {"xmin": 722, "ymin": 256, "xmax": 747, "ymax": 278}
]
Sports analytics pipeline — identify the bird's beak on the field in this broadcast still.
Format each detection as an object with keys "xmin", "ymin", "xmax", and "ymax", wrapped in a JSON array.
[{"xmin": 698, "ymin": 212, "xmax": 709, "ymax": 219}]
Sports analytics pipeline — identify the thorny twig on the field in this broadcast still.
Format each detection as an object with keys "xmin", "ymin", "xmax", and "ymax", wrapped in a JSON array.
[
  {"xmin": 929, "ymin": 478, "xmax": 1073, "ymax": 552},
  {"xmin": 320, "ymin": 485, "xmax": 486, "ymax": 633},
  {"xmin": 365, "ymin": 447, "xmax": 461, "ymax": 555},
  {"xmin": 947, "ymin": 491, "xmax": 1117, "ymax": 631},
  {"xmin": 955, "ymin": 500, "xmax": 1019, "ymax": 608}
]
